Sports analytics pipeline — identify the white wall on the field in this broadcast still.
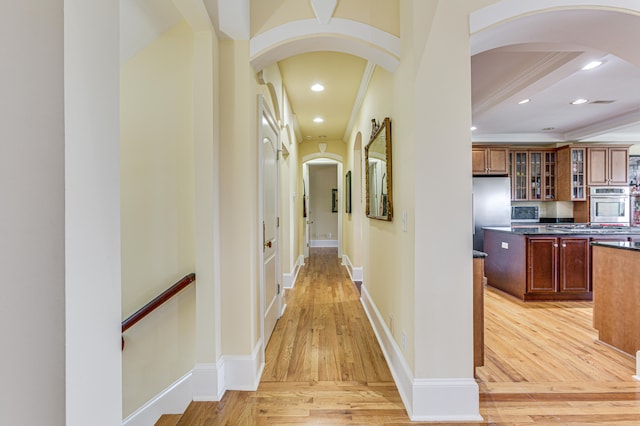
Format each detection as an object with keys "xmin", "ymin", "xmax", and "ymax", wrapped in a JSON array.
[
  {"xmin": 64, "ymin": 0, "xmax": 122, "ymax": 424},
  {"xmin": 0, "ymin": 3, "xmax": 66, "ymax": 424}
]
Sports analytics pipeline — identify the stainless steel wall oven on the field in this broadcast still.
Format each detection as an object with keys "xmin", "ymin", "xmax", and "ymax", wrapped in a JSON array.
[{"xmin": 589, "ymin": 186, "xmax": 630, "ymax": 225}]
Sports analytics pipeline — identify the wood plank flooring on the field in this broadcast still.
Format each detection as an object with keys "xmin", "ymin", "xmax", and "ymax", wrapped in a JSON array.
[{"xmin": 158, "ymin": 248, "xmax": 640, "ymax": 424}]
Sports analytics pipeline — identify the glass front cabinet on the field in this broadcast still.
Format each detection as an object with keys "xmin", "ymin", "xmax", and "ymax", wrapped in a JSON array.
[
  {"xmin": 557, "ymin": 146, "xmax": 586, "ymax": 201},
  {"xmin": 510, "ymin": 149, "xmax": 556, "ymax": 201}
]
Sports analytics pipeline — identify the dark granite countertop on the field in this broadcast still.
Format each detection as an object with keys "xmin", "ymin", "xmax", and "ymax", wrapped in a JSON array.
[
  {"xmin": 591, "ymin": 241, "xmax": 640, "ymax": 252},
  {"xmin": 473, "ymin": 250, "xmax": 488, "ymax": 258},
  {"xmin": 484, "ymin": 226, "xmax": 640, "ymax": 236}
]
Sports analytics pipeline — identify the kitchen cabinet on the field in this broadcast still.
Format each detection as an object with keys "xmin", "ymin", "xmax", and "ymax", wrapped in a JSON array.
[
  {"xmin": 557, "ymin": 146, "xmax": 586, "ymax": 201},
  {"xmin": 473, "ymin": 146, "xmax": 509, "ymax": 175},
  {"xmin": 510, "ymin": 149, "xmax": 556, "ymax": 201},
  {"xmin": 527, "ymin": 236, "xmax": 589, "ymax": 295},
  {"xmin": 587, "ymin": 146, "xmax": 629, "ymax": 186}
]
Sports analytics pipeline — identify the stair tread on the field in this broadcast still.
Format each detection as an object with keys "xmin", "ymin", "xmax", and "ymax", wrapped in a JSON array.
[{"xmin": 154, "ymin": 414, "xmax": 182, "ymax": 426}]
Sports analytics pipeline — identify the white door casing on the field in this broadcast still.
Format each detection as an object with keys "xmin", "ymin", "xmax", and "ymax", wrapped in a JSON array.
[{"xmin": 259, "ymin": 96, "xmax": 280, "ymax": 349}]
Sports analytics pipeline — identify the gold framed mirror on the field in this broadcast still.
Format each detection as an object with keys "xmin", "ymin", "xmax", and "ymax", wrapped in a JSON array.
[{"xmin": 365, "ymin": 117, "xmax": 392, "ymax": 221}]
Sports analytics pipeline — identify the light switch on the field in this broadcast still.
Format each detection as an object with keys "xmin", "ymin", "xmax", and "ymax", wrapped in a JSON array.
[
  {"xmin": 402, "ymin": 211, "xmax": 407, "ymax": 232},
  {"xmin": 501, "ymin": 242, "xmax": 509, "ymax": 249}
]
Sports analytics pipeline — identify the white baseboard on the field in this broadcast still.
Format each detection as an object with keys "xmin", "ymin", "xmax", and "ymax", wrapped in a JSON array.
[
  {"xmin": 123, "ymin": 341, "xmax": 265, "ymax": 425},
  {"xmin": 122, "ymin": 371, "xmax": 193, "ymax": 426},
  {"xmin": 283, "ymin": 256, "xmax": 304, "ymax": 289},
  {"xmin": 310, "ymin": 239, "xmax": 338, "ymax": 247},
  {"xmin": 341, "ymin": 255, "xmax": 362, "ymax": 282},
  {"xmin": 192, "ymin": 361, "xmax": 225, "ymax": 401},
  {"xmin": 223, "ymin": 339, "xmax": 264, "ymax": 391},
  {"xmin": 359, "ymin": 285, "xmax": 482, "ymax": 422}
]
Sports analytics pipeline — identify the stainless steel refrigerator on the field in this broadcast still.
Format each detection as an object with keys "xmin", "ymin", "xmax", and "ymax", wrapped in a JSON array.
[{"xmin": 473, "ymin": 176, "xmax": 511, "ymax": 251}]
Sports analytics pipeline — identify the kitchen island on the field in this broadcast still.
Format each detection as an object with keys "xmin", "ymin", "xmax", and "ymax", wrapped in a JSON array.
[
  {"xmin": 592, "ymin": 241, "xmax": 640, "ymax": 356},
  {"xmin": 483, "ymin": 226, "xmax": 640, "ymax": 301}
]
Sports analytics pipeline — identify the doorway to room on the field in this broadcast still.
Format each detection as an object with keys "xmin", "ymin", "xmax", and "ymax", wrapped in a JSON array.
[{"xmin": 302, "ymin": 158, "xmax": 343, "ymax": 259}]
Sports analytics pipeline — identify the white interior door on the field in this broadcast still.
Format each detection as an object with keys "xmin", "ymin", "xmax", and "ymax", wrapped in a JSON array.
[{"xmin": 260, "ymin": 98, "xmax": 280, "ymax": 346}]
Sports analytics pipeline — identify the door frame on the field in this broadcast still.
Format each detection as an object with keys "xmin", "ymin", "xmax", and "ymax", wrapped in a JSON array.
[
  {"xmin": 302, "ymin": 153, "xmax": 343, "ymax": 259},
  {"xmin": 258, "ymin": 95, "xmax": 281, "ymax": 353}
]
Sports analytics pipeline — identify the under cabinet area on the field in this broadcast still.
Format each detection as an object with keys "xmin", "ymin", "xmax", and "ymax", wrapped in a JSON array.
[{"xmin": 472, "ymin": 146, "xmax": 509, "ymax": 175}]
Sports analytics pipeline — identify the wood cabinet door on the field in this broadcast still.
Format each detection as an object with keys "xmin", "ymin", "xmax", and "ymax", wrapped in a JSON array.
[
  {"xmin": 608, "ymin": 147, "xmax": 629, "ymax": 185},
  {"xmin": 511, "ymin": 150, "xmax": 529, "ymax": 200},
  {"xmin": 487, "ymin": 148, "xmax": 509, "ymax": 174},
  {"xmin": 472, "ymin": 148, "xmax": 487, "ymax": 174},
  {"xmin": 527, "ymin": 237, "xmax": 558, "ymax": 293},
  {"xmin": 559, "ymin": 238, "xmax": 589, "ymax": 292},
  {"xmin": 587, "ymin": 147, "xmax": 608, "ymax": 186}
]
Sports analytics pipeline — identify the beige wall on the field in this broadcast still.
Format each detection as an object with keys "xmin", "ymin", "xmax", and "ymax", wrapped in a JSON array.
[
  {"xmin": 120, "ymin": 21, "xmax": 196, "ymax": 416},
  {"xmin": 219, "ymin": 39, "xmax": 262, "ymax": 354},
  {"xmin": 346, "ymin": 63, "xmax": 417, "ymax": 362}
]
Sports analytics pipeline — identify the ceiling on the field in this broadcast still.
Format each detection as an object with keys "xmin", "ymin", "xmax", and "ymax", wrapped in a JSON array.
[
  {"xmin": 469, "ymin": 9, "xmax": 640, "ymax": 145},
  {"xmin": 120, "ymin": 3, "xmax": 640, "ymax": 146},
  {"xmin": 278, "ymin": 52, "xmax": 368, "ymax": 142}
]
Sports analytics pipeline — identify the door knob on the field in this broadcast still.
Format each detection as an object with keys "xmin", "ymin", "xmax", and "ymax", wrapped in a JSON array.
[{"xmin": 264, "ymin": 240, "xmax": 272, "ymax": 248}]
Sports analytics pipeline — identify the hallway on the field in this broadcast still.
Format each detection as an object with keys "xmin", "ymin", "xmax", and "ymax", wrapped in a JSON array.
[{"xmin": 164, "ymin": 248, "xmax": 408, "ymax": 424}]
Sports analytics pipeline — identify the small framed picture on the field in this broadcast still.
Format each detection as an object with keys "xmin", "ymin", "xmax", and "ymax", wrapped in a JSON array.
[
  {"xmin": 345, "ymin": 171, "xmax": 352, "ymax": 213},
  {"xmin": 331, "ymin": 188, "xmax": 338, "ymax": 213}
]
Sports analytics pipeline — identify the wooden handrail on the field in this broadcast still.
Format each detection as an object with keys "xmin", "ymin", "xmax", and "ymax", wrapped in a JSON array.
[{"xmin": 121, "ymin": 273, "xmax": 195, "ymax": 349}]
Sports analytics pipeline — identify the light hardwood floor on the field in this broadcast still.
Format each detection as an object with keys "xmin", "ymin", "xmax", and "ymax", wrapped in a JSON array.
[{"xmin": 160, "ymin": 248, "xmax": 640, "ymax": 425}]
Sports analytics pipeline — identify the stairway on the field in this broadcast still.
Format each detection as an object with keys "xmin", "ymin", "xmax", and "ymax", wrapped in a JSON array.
[{"xmin": 155, "ymin": 402, "xmax": 218, "ymax": 425}]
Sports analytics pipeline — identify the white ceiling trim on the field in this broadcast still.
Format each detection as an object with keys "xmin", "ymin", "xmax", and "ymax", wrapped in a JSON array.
[
  {"xmin": 302, "ymin": 152, "xmax": 343, "ymax": 163},
  {"xmin": 249, "ymin": 18, "xmax": 399, "ymax": 72},
  {"xmin": 564, "ymin": 107, "xmax": 640, "ymax": 141},
  {"xmin": 217, "ymin": 0, "xmax": 249, "ymax": 39},
  {"xmin": 473, "ymin": 51, "xmax": 580, "ymax": 116},
  {"xmin": 343, "ymin": 62, "xmax": 376, "ymax": 142},
  {"xmin": 472, "ymin": 133, "xmax": 565, "ymax": 144},
  {"xmin": 172, "ymin": 0, "xmax": 213, "ymax": 31},
  {"xmin": 470, "ymin": 0, "xmax": 640, "ymax": 35},
  {"xmin": 311, "ymin": 0, "xmax": 337, "ymax": 24}
]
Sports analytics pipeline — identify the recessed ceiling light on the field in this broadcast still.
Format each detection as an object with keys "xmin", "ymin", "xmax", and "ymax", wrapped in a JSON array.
[
  {"xmin": 518, "ymin": 98, "xmax": 531, "ymax": 105},
  {"xmin": 582, "ymin": 61, "xmax": 603, "ymax": 71},
  {"xmin": 571, "ymin": 98, "xmax": 589, "ymax": 105},
  {"xmin": 470, "ymin": 126, "xmax": 477, "ymax": 131},
  {"xmin": 311, "ymin": 83, "xmax": 325, "ymax": 92},
  {"xmin": 313, "ymin": 117, "xmax": 324, "ymax": 123}
]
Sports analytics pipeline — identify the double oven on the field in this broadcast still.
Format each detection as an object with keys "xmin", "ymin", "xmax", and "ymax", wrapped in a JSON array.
[{"xmin": 589, "ymin": 186, "xmax": 630, "ymax": 225}]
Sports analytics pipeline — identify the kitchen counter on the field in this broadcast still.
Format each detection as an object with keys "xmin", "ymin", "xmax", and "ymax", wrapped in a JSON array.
[{"xmin": 484, "ymin": 225, "xmax": 640, "ymax": 236}]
